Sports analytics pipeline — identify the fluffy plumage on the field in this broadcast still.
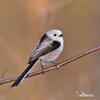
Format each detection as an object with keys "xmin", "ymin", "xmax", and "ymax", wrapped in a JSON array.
[{"xmin": 11, "ymin": 29, "xmax": 64, "ymax": 87}]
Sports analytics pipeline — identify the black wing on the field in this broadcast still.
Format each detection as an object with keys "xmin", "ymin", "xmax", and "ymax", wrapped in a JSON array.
[
  {"xmin": 35, "ymin": 34, "xmax": 47, "ymax": 50},
  {"xmin": 28, "ymin": 41, "xmax": 60, "ymax": 64}
]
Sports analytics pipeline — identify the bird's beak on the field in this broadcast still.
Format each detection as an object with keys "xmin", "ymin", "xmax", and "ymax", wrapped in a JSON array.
[{"xmin": 59, "ymin": 34, "xmax": 63, "ymax": 37}]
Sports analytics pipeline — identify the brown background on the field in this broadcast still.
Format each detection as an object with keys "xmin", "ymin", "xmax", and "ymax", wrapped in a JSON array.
[{"xmin": 0, "ymin": 0, "xmax": 100, "ymax": 100}]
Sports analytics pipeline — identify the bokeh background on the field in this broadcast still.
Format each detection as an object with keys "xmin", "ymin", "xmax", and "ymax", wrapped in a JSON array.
[{"xmin": 0, "ymin": 0, "xmax": 100, "ymax": 100}]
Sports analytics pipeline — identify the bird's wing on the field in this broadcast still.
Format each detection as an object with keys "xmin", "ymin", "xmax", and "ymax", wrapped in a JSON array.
[
  {"xmin": 28, "ymin": 41, "xmax": 61, "ymax": 64},
  {"xmin": 34, "ymin": 34, "xmax": 48, "ymax": 51}
]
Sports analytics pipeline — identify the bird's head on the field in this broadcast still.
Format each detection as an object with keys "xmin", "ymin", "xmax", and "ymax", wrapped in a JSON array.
[{"xmin": 46, "ymin": 29, "xmax": 63, "ymax": 43}]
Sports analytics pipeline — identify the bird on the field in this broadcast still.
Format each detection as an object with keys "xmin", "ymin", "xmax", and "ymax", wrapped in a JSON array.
[{"xmin": 11, "ymin": 29, "xmax": 64, "ymax": 87}]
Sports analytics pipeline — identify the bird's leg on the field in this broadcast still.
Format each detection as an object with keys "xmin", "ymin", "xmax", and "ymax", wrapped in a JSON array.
[
  {"xmin": 51, "ymin": 62, "xmax": 60, "ymax": 70},
  {"xmin": 40, "ymin": 63, "xmax": 45, "ymax": 74},
  {"xmin": 40, "ymin": 59, "xmax": 45, "ymax": 74}
]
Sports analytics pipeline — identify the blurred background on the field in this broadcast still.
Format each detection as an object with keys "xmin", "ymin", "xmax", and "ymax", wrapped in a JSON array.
[{"xmin": 0, "ymin": 0, "xmax": 100, "ymax": 100}]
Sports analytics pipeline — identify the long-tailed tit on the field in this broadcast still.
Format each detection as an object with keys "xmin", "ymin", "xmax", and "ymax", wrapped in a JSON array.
[{"xmin": 11, "ymin": 29, "xmax": 64, "ymax": 87}]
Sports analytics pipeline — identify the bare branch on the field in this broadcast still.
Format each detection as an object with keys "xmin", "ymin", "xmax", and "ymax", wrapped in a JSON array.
[
  {"xmin": 0, "ymin": 64, "xmax": 11, "ymax": 78},
  {"xmin": 0, "ymin": 45, "xmax": 100, "ymax": 86}
]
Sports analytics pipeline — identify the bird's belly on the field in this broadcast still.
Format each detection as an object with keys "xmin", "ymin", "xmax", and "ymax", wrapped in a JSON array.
[{"xmin": 40, "ymin": 47, "xmax": 62, "ymax": 65}]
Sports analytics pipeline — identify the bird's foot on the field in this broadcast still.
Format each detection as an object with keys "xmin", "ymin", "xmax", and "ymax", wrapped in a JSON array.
[
  {"xmin": 51, "ymin": 62, "xmax": 60, "ymax": 70},
  {"xmin": 41, "ymin": 67, "xmax": 45, "ymax": 74},
  {"xmin": 55, "ymin": 64, "xmax": 60, "ymax": 70}
]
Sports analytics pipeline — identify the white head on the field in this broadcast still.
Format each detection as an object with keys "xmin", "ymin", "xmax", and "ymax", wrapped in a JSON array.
[{"xmin": 46, "ymin": 29, "xmax": 63, "ymax": 43}]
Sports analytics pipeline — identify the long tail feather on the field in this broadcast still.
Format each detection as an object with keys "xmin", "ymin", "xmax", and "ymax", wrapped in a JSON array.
[{"xmin": 11, "ymin": 59, "xmax": 38, "ymax": 87}]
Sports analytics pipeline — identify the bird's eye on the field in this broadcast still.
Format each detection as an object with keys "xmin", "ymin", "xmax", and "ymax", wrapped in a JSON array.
[{"xmin": 54, "ymin": 34, "xmax": 57, "ymax": 36}]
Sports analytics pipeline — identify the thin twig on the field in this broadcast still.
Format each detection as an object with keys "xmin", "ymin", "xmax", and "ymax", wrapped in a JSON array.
[
  {"xmin": 0, "ymin": 45, "xmax": 100, "ymax": 86},
  {"xmin": 0, "ymin": 64, "xmax": 11, "ymax": 78}
]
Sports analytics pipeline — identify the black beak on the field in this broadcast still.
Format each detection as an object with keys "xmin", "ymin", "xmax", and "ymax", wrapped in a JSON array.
[{"xmin": 59, "ymin": 34, "xmax": 63, "ymax": 37}]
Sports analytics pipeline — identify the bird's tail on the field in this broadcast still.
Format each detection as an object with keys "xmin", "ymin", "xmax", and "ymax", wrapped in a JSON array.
[{"xmin": 11, "ymin": 59, "xmax": 39, "ymax": 87}]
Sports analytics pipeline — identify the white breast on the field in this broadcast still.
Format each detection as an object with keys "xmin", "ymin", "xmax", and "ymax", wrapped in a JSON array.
[{"xmin": 40, "ymin": 42, "xmax": 63, "ymax": 65}]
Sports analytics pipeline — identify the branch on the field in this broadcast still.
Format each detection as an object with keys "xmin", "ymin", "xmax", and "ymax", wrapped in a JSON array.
[
  {"xmin": 0, "ymin": 64, "xmax": 11, "ymax": 78},
  {"xmin": 0, "ymin": 45, "xmax": 100, "ymax": 86}
]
